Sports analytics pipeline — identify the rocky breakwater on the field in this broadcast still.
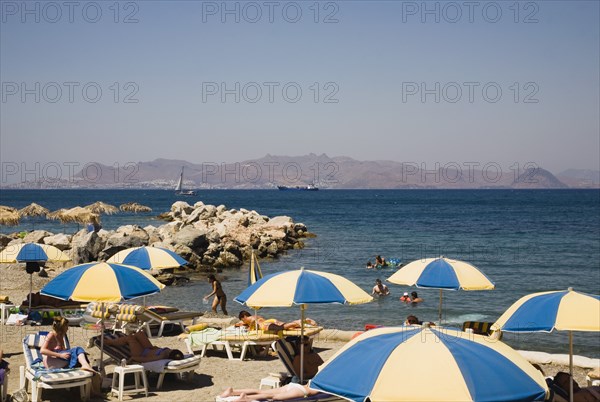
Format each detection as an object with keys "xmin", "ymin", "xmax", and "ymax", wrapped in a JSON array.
[{"xmin": 0, "ymin": 201, "xmax": 312, "ymax": 272}]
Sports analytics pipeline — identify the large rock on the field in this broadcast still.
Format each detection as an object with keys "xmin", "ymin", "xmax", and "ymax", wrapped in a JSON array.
[
  {"xmin": 105, "ymin": 226, "xmax": 149, "ymax": 249},
  {"xmin": 43, "ymin": 233, "xmax": 72, "ymax": 250},
  {"xmin": 157, "ymin": 222, "xmax": 182, "ymax": 244},
  {"xmin": 0, "ymin": 234, "xmax": 12, "ymax": 249},
  {"xmin": 70, "ymin": 231, "xmax": 105, "ymax": 263},
  {"xmin": 24, "ymin": 230, "xmax": 53, "ymax": 244},
  {"xmin": 200, "ymin": 205, "xmax": 217, "ymax": 220},
  {"xmin": 264, "ymin": 216, "xmax": 293, "ymax": 229},
  {"xmin": 144, "ymin": 225, "xmax": 162, "ymax": 244},
  {"xmin": 215, "ymin": 250, "xmax": 242, "ymax": 267},
  {"xmin": 171, "ymin": 201, "xmax": 194, "ymax": 219},
  {"xmin": 184, "ymin": 207, "xmax": 205, "ymax": 225},
  {"xmin": 174, "ymin": 226, "xmax": 209, "ymax": 254}
]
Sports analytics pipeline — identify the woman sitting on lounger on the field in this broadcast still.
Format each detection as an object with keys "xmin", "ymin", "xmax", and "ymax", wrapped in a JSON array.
[
  {"xmin": 236, "ymin": 310, "xmax": 318, "ymax": 331},
  {"xmin": 41, "ymin": 317, "xmax": 96, "ymax": 372},
  {"xmin": 220, "ymin": 383, "xmax": 319, "ymax": 401},
  {"xmin": 104, "ymin": 331, "xmax": 184, "ymax": 363}
]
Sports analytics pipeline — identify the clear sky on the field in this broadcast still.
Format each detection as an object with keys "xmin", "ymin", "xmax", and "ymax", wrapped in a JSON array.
[{"xmin": 1, "ymin": 0, "xmax": 599, "ymax": 176}]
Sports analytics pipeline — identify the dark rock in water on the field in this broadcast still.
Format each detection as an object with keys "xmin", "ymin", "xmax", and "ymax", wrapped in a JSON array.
[
  {"xmin": 156, "ymin": 273, "xmax": 175, "ymax": 286},
  {"xmin": 157, "ymin": 212, "xmax": 173, "ymax": 221},
  {"xmin": 0, "ymin": 234, "xmax": 12, "ymax": 249},
  {"xmin": 174, "ymin": 227, "xmax": 209, "ymax": 253}
]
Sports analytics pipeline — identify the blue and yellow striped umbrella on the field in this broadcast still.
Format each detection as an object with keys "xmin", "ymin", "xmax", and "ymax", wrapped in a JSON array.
[
  {"xmin": 493, "ymin": 288, "xmax": 600, "ymax": 333},
  {"xmin": 0, "ymin": 243, "xmax": 70, "ymax": 263},
  {"xmin": 235, "ymin": 267, "xmax": 373, "ymax": 308},
  {"xmin": 41, "ymin": 262, "xmax": 165, "ymax": 303},
  {"xmin": 387, "ymin": 256, "xmax": 494, "ymax": 323},
  {"xmin": 248, "ymin": 250, "xmax": 263, "ymax": 286},
  {"xmin": 493, "ymin": 288, "xmax": 600, "ymax": 401},
  {"xmin": 310, "ymin": 326, "xmax": 548, "ymax": 402},
  {"xmin": 236, "ymin": 267, "xmax": 372, "ymax": 383},
  {"xmin": 106, "ymin": 246, "xmax": 187, "ymax": 270}
]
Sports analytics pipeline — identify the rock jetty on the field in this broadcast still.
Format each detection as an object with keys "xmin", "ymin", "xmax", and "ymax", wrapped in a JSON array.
[{"xmin": 0, "ymin": 201, "xmax": 311, "ymax": 271}]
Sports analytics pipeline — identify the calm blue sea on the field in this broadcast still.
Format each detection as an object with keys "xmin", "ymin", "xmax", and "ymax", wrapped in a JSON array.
[{"xmin": 2, "ymin": 189, "xmax": 599, "ymax": 357}]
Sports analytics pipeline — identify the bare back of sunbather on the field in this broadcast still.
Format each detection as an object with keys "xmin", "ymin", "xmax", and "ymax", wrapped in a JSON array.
[{"xmin": 105, "ymin": 332, "xmax": 172, "ymax": 362}]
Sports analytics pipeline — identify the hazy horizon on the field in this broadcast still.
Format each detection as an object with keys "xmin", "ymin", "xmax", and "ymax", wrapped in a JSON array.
[{"xmin": 1, "ymin": 1, "xmax": 599, "ymax": 178}]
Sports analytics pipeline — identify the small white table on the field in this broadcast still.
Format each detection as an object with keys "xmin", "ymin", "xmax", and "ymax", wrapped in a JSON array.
[
  {"xmin": 111, "ymin": 365, "xmax": 148, "ymax": 401},
  {"xmin": 0, "ymin": 304, "xmax": 15, "ymax": 325}
]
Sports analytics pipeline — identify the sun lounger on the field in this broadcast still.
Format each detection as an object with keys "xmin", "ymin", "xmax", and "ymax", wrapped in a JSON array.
[
  {"xmin": 20, "ymin": 332, "xmax": 93, "ymax": 402},
  {"xmin": 141, "ymin": 308, "xmax": 203, "ymax": 337},
  {"xmin": 462, "ymin": 321, "xmax": 502, "ymax": 339},
  {"xmin": 92, "ymin": 332, "xmax": 201, "ymax": 389},
  {"xmin": 110, "ymin": 304, "xmax": 203, "ymax": 337},
  {"xmin": 184, "ymin": 327, "xmax": 323, "ymax": 361}
]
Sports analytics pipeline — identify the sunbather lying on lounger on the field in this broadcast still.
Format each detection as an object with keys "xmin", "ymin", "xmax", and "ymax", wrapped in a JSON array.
[
  {"xmin": 236, "ymin": 310, "xmax": 318, "ymax": 332},
  {"xmin": 220, "ymin": 383, "xmax": 319, "ymax": 401},
  {"xmin": 104, "ymin": 331, "xmax": 184, "ymax": 363},
  {"xmin": 552, "ymin": 372, "xmax": 600, "ymax": 402}
]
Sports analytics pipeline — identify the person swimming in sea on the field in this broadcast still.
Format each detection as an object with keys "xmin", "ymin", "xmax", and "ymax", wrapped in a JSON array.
[
  {"xmin": 375, "ymin": 255, "xmax": 387, "ymax": 266},
  {"xmin": 372, "ymin": 279, "xmax": 390, "ymax": 296},
  {"xmin": 410, "ymin": 291, "xmax": 424, "ymax": 305}
]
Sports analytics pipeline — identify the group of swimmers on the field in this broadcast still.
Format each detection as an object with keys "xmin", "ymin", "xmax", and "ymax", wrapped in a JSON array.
[
  {"xmin": 366, "ymin": 255, "xmax": 388, "ymax": 269},
  {"xmin": 371, "ymin": 279, "xmax": 424, "ymax": 305}
]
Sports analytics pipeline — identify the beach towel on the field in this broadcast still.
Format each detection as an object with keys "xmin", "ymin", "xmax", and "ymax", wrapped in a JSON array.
[
  {"xmin": 141, "ymin": 359, "xmax": 171, "ymax": 373},
  {"xmin": 31, "ymin": 367, "xmax": 80, "ymax": 381},
  {"xmin": 189, "ymin": 328, "xmax": 224, "ymax": 347}
]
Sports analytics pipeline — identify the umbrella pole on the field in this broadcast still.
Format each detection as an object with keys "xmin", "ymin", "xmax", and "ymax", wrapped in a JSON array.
[
  {"xmin": 29, "ymin": 273, "xmax": 33, "ymax": 314},
  {"xmin": 300, "ymin": 304, "xmax": 305, "ymax": 384},
  {"xmin": 569, "ymin": 330, "xmax": 573, "ymax": 402},
  {"xmin": 438, "ymin": 289, "xmax": 443, "ymax": 325},
  {"xmin": 99, "ymin": 303, "xmax": 106, "ymax": 376}
]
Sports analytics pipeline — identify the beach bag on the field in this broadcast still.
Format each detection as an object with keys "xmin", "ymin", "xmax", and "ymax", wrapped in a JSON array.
[{"xmin": 90, "ymin": 372, "xmax": 102, "ymax": 396}]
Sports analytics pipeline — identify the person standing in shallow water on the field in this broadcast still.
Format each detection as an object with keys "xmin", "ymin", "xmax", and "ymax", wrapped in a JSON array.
[{"xmin": 204, "ymin": 274, "xmax": 228, "ymax": 315}]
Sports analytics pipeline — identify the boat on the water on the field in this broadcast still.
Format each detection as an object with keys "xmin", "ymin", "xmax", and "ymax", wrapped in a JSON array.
[
  {"xmin": 277, "ymin": 184, "xmax": 319, "ymax": 191},
  {"xmin": 175, "ymin": 167, "xmax": 196, "ymax": 196}
]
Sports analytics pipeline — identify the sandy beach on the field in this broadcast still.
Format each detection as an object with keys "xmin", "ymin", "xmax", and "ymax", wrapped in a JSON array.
[{"xmin": 0, "ymin": 266, "xmax": 594, "ymax": 401}]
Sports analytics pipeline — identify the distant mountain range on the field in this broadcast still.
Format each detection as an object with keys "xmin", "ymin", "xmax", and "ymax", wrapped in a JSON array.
[{"xmin": 3, "ymin": 154, "xmax": 599, "ymax": 189}]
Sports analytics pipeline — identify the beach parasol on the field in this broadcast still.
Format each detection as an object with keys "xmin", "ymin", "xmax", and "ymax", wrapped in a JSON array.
[
  {"xmin": 492, "ymin": 287, "xmax": 600, "ymax": 402},
  {"xmin": 0, "ymin": 243, "xmax": 71, "ymax": 312},
  {"xmin": 40, "ymin": 262, "xmax": 165, "ymax": 372},
  {"xmin": 387, "ymin": 256, "xmax": 494, "ymax": 324},
  {"xmin": 235, "ymin": 267, "xmax": 373, "ymax": 382},
  {"xmin": 119, "ymin": 202, "xmax": 152, "ymax": 213},
  {"xmin": 248, "ymin": 250, "xmax": 263, "ymax": 286},
  {"xmin": 59, "ymin": 207, "xmax": 100, "ymax": 228},
  {"xmin": 84, "ymin": 201, "xmax": 118, "ymax": 215},
  {"xmin": 47, "ymin": 208, "xmax": 67, "ymax": 221},
  {"xmin": 18, "ymin": 203, "xmax": 49, "ymax": 218},
  {"xmin": 310, "ymin": 325, "xmax": 548, "ymax": 402},
  {"xmin": 0, "ymin": 206, "xmax": 20, "ymax": 226},
  {"xmin": 18, "ymin": 202, "xmax": 50, "ymax": 229},
  {"xmin": 106, "ymin": 246, "xmax": 187, "ymax": 270}
]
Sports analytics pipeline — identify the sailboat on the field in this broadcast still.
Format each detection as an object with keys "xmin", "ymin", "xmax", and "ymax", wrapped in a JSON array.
[{"xmin": 175, "ymin": 167, "xmax": 196, "ymax": 196}]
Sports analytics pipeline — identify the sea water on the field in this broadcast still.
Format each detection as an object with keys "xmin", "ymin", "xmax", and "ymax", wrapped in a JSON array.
[{"xmin": 1, "ymin": 189, "xmax": 599, "ymax": 357}]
